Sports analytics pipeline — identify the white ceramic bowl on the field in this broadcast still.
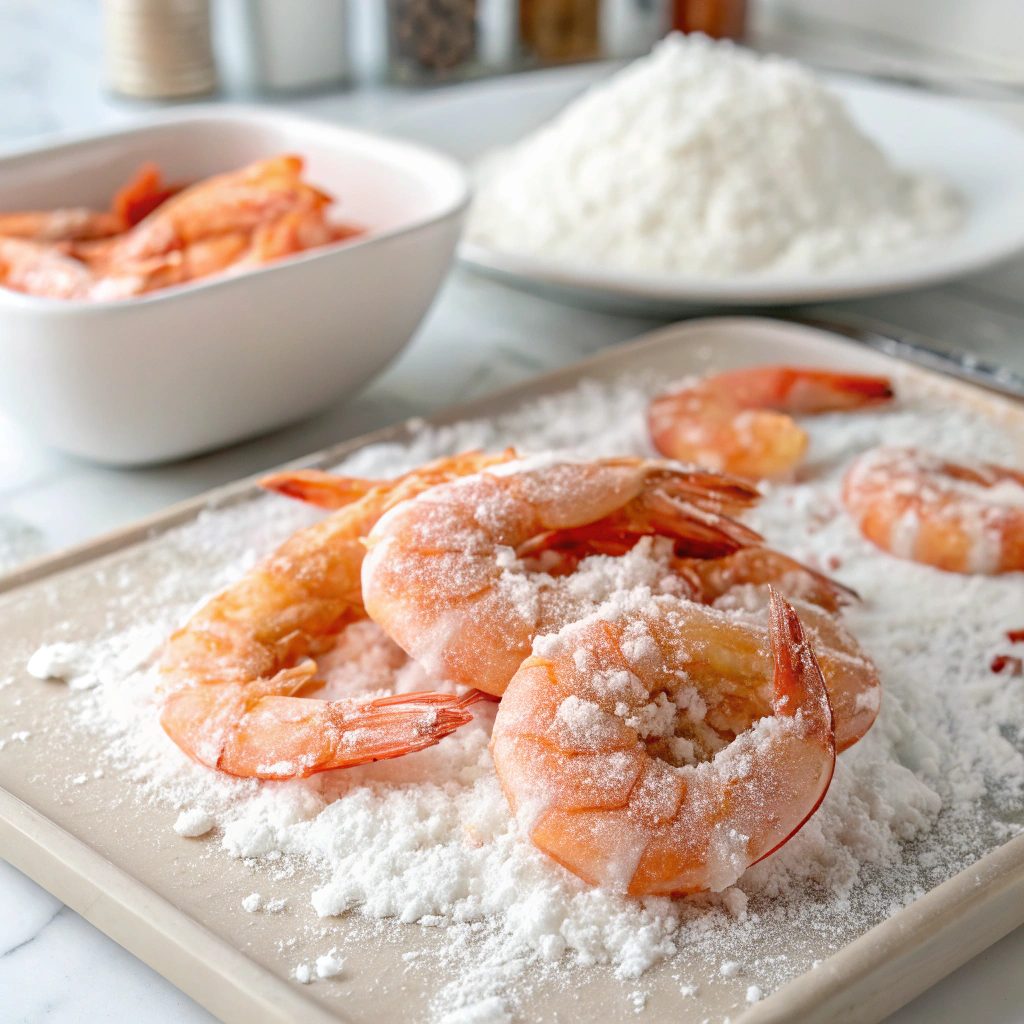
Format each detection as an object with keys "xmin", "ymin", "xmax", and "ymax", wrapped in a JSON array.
[{"xmin": 0, "ymin": 108, "xmax": 469, "ymax": 465}]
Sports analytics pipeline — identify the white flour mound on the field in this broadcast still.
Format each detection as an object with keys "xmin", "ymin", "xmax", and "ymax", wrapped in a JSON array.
[
  {"xmin": 28, "ymin": 373, "xmax": 1024, "ymax": 1023},
  {"xmin": 466, "ymin": 33, "xmax": 962, "ymax": 276}
]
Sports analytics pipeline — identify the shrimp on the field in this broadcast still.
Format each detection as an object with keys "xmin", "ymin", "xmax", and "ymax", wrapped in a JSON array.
[
  {"xmin": 85, "ymin": 233, "xmax": 253, "ymax": 300},
  {"xmin": 159, "ymin": 450, "xmax": 515, "ymax": 779},
  {"xmin": 0, "ymin": 163, "xmax": 179, "ymax": 244},
  {"xmin": 491, "ymin": 588, "xmax": 835, "ymax": 894},
  {"xmin": 100, "ymin": 155, "xmax": 330, "ymax": 268},
  {"xmin": 361, "ymin": 456, "xmax": 878, "ymax": 750},
  {"xmin": 519, "ymin": 533, "xmax": 857, "ymax": 614},
  {"xmin": 361, "ymin": 456, "xmax": 765, "ymax": 698},
  {"xmin": 110, "ymin": 161, "xmax": 183, "ymax": 228},
  {"xmin": 671, "ymin": 546, "xmax": 858, "ymax": 613},
  {"xmin": 0, "ymin": 236, "xmax": 96, "ymax": 299},
  {"xmin": 693, "ymin": 582, "xmax": 878, "ymax": 753},
  {"xmin": 0, "ymin": 208, "xmax": 123, "ymax": 242},
  {"xmin": 843, "ymin": 447, "xmax": 1024, "ymax": 574},
  {"xmin": 648, "ymin": 365, "xmax": 894, "ymax": 480}
]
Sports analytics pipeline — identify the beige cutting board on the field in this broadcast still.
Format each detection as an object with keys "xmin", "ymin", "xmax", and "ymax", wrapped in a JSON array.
[{"xmin": 1, "ymin": 317, "xmax": 1023, "ymax": 1024}]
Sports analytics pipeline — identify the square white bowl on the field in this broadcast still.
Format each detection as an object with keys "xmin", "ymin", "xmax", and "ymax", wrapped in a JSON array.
[{"xmin": 0, "ymin": 107, "xmax": 469, "ymax": 465}]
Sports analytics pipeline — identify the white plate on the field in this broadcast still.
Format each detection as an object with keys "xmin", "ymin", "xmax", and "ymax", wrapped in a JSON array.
[{"xmin": 384, "ymin": 64, "xmax": 1024, "ymax": 314}]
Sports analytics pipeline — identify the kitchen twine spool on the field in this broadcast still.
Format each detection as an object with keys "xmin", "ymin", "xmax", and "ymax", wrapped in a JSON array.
[{"xmin": 102, "ymin": 0, "xmax": 217, "ymax": 99}]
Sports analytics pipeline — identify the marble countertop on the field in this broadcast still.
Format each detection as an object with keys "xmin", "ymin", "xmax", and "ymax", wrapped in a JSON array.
[{"xmin": 2, "ymin": 1, "xmax": 1024, "ymax": 1021}]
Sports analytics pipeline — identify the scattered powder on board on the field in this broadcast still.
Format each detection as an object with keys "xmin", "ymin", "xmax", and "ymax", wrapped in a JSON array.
[
  {"xmin": 23, "ymin": 373, "xmax": 1024, "ymax": 1022},
  {"xmin": 466, "ymin": 33, "xmax": 962, "ymax": 277}
]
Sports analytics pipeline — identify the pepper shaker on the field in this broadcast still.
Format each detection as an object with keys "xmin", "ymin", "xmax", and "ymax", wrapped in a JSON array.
[{"xmin": 386, "ymin": 0, "xmax": 480, "ymax": 84}]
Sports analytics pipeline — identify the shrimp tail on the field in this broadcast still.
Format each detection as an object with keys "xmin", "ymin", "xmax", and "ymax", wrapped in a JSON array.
[
  {"xmin": 750, "ymin": 588, "xmax": 836, "ymax": 864},
  {"xmin": 816, "ymin": 373, "xmax": 895, "ymax": 409},
  {"xmin": 723, "ymin": 367, "xmax": 895, "ymax": 414},
  {"xmin": 261, "ymin": 451, "xmax": 523, "ymax": 511},
  {"xmin": 163, "ymin": 683, "xmax": 488, "ymax": 780},
  {"xmin": 318, "ymin": 690, "xmax": 489, "ymax": 768},
  {"xmin": 651, "ymin": 467, "xmax": 763, "ymax": 516},
  {"xmin": 260, "ymin": 468, "xmax": 377, "ymax": 510},
  {"xmin": 643, "ymin": 490, "xmax": 764, "ymax": 554},
  {"xmin": 515, "ymin": 486, "xmax": 764, "ymax": 565},
  {"xmin": 768, "ymin": 587, "xmax": 835, "ymax": 740}
]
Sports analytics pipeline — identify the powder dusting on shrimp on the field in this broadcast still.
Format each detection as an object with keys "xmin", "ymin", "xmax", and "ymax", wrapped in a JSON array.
[{"xmin": 19, "ymin": 372, "xmax": 1024, "ymax": 1023}]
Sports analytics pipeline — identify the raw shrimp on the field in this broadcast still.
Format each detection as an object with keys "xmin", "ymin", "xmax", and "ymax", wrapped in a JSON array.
[
  {"xmin": 0, "ymin": 237, "xmax": 96, "ymax": 299},
  {"xmin": 843, "ymin": 447, "xmax": 1024, "ymax": 574},
  {"xmin": 649, "ymin": 365, "xmax": 894, "ymax": 479},
  {"xmin": 100, "ymin": 155, "xmax": 330, "ymax": 268},
  {"xmin": 86, "ymin": 233, "xmax": 253, "ymax": 301},
  {"xmin": 0, "ymin": 162, "xmax": 177, "ymax": 244},
  {"xmin": 361, "ymin": 456, "xmax": 765, "ymax": 697},
  {"xmin": 0, "ymin": 208, "xmax": 123, "ymax": 242},
  {"xmin": 491, "ymin": 588, "xmax": 836, "ymax": 894},
  {"xmin": 159, "ymin": 451, "xmax": 514, "ymax": 779},
  {"xmin": 671, "ymin": 546, "xmax": 858, "ymax": 613},
  {"xmin": 110, "ymin": 161, "xmax": 183, "ymax": 228}
]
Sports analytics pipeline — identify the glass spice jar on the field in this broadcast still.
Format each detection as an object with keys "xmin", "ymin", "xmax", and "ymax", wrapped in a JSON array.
[
  {"xmin": 671, "ymin": 0, "xmax": 746, "ymax": 40},
  {"xmin": 387, "ymin": 0, "xmax": 479, "ymax": 83},
  {"xmin": 519, "ymin": 0, "xmax": 600, "ymax": 64}
]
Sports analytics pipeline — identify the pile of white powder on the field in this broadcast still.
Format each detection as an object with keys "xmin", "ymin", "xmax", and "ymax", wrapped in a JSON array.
[
  {"xmin": 466, "ymin": 34, "xmax": 963, "ymax": 276},
  {"xmin": 22, "ymin": 373, "xmax": 1024, "ymax": 1023}
]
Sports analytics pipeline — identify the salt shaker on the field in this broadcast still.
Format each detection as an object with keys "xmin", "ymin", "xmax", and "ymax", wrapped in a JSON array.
[
  {"xmin": 102, "ymin": 0, "xmax": 217, "ymax": 98},
  {"xmin": 239, "ymin": 0, "xmax": 349, "ymax": 92}
]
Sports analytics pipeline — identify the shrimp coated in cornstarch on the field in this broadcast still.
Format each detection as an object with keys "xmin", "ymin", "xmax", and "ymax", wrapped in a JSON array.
[
  {"xmin": 159, "ymin": 450, "xmax": 515, "ymax": 779},
  {"xmin": 843, "ymin": 447, "xmax": 1024, "ymax": 574},
  {"xmin": 695, "ymin": 582, "xmax": 878, "ymax": 753},
  {"xmin": 648, "ymin": 365, "xmax": 894, "ymax": 480},
  {"xmin": 362, "ymin": 456, "xmax": 765, "ymax": 698},
  {"xmin": 491, "ymin": 588, "xmax": 836, "ymax": 895},
  {"xmin": 671, "ymin": 546, "xmax": 859, "ymax": 613},
  {"xmin": 528, "ymin": 536, "xmax": 858, "ymax": 615}
]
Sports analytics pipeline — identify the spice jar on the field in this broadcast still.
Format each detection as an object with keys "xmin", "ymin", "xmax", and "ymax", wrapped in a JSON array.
[
  {"xmin": 241, "ymin": 0, "xmax": 349, "ymax": 92},
  {"xmin": 386, "ymin": 0, "xmax": 479, "ymax": 83},
  {"xmin": 520, "ymin": 0, "xmax": 600, "ymax": 64},
  {"xmin": 671, "ymin": 0, "xmax": 746, "ymax": 40},
  {"xmin": 601, "ymin": 0, "xmax": 668, "ymax": 59},
  {"xmin": 102, "ymin": 0, "xmax": 217, "ymax": 98}
]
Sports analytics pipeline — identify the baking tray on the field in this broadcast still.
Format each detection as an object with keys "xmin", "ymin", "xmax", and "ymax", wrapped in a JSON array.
[{"xmin": 1, "ymin": 316, "xmax": 1023, "ymax": 1024}]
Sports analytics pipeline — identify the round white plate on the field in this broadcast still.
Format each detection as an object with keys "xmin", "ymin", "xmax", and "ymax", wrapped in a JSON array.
[{"xmin": 385, "ymin": 63, "xmax": 1024, "ymax": 314}]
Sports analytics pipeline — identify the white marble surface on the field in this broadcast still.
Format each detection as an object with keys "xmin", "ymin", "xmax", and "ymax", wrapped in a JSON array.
[{"xmin": 2, "ymin": 1, "xmax": 1024, "ymax": 1021}]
